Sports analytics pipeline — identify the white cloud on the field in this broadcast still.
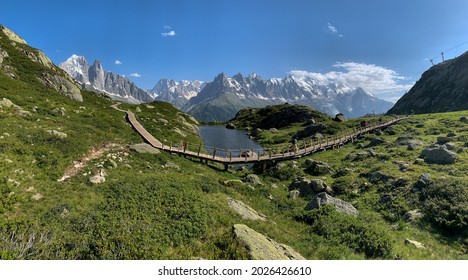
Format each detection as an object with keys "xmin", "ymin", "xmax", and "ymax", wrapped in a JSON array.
[
  {"xmin": 161, "ymin": 30, "xmax": 176, "ymax": 37},
  {"xmin": 163, "ymin": 25, "xmax": 172, "ymax": 29},
  {"xmin": 115, "ymin": 60, "xmax": 122, "ymax": 65},
  {"xmin": 325, "ymin": 22, "xmax": 343, "ymax": 37},
  {"xmin": 289, "ymin": 62, "xmax": 414, "ymax": 101},
  {"xmin": 130, "ymin": 73, "xmax": 141, "ymax": 78}
]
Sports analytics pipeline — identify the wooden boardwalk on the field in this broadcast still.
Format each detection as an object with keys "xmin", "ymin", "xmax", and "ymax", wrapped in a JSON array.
[{"xmin": 112, "ymin": 104, "xmax": 406, "ymax": 170}]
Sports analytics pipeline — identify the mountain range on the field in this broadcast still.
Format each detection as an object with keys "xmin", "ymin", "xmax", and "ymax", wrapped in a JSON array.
[
  {"xmin": 60, "ymin": 55, "xmax": 394, "ymax": 122},
  {"xmin": 183, "ymin": 72, "xmax": 394, "ymax": 121},
  {"xmin": 59, "ymin": 55, "xmax": 154, "ymax": 104},
  {"xmin": 387, "ymin": 50, "xmax": 468, "ymax": 115},
  {"xmin": 149, "ymin": 79, "xmax": 206, "ymax": 108}
]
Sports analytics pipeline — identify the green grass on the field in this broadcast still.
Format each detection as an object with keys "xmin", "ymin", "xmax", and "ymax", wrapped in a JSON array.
[{"xmin": 1, "ymin": 28, "xmax": 467, "ymax": 259}]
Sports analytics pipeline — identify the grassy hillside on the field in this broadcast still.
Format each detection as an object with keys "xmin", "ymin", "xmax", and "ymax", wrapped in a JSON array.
[
  {"xmin": 2, "ymin": 71, "xmax": 467, "ymax": 259},
  {"xmin": 1, "ymin": 26, "xmax": 466, "ymax": 260}
]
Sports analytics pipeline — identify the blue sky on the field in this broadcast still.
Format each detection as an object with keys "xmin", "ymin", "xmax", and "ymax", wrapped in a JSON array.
[{"xmin": 1, "ymin": 0, "xmax": 468, "ymax": 101}]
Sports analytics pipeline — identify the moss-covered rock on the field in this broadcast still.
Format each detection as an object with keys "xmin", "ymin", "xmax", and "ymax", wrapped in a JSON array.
[{"xmin": 233, "ymin": 224, "xmax": 305, "ymax": 260}]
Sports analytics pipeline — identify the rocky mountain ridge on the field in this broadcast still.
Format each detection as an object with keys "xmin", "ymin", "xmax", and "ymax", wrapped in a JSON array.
[
  {"xmin": 0, "ymin": 25, "xmax": 82, "ymax": 101},
  {"xmin": 59, "ymin": 55, "xmax": 153, "ymax": 104},
  {"xmin": 149, "ymin": 78, "xmax": 206, "ymax": 108},
  {"xmin": 388, "ymin": 51, "xmax": 468, "ymax": 115},
  {"xmin": 184, "ymin": 72, "xmax": 394, "ymax": 122}
]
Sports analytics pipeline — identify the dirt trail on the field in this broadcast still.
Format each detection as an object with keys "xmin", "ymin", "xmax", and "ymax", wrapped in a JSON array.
[{"xmin": 58, "ymin": 143, "xmax": 121, "ymax": 182}]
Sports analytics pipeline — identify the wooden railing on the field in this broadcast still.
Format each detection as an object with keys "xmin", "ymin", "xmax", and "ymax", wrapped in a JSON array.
[{"xmin": 112, "ymin": 104, "xmax": 406, "ymax": 165}]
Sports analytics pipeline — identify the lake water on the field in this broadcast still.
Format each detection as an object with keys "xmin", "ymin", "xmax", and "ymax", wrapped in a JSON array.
[{"xmin": 198, "ymin": 126, "xmax": 263, "ymax": 154}]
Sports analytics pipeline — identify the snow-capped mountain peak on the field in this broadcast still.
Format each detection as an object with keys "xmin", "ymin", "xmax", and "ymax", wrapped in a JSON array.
[
  {"xmin": 149, "ymin": 78, "xmax": 206, "ymax": 108},
  {"xmin": 60, "ymin": 54, "xmax": 153, "ymax": 104},
  {"xmin": 183, "ymin": 72, "xmax": 394, "ymax": 122}
]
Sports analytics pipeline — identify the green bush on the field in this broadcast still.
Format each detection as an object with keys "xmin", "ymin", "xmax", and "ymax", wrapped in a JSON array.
[
  {"xmin": 422, "ymin": 178, "xmax": 468, "ymax": 234},
  {"xmin": 0, "ymin": 178, "xmax": 18, "ymax": 214},
  {"xmin": 295, "ymin": 205, "xmax": 393, "ymax": 258}
]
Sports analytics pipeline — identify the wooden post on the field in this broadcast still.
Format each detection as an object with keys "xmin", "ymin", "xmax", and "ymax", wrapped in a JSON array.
[
  {"xmin": 230, "ymin": 150, "xmax": 232, "ymax": 162},
  {"xmin": 239, "ymin": 148, "xmax": 242, "ymax": 158},
  {"xmin": 213, "ymin": 147, "xmax": 216, "ymax": 159},
  {"xmin": 170, "ymin": 141, "xmax": 172, "ymax": 152},
  {"xmin": 197, "ymin": 144, "xmax": 202, "ymax": 156},
  {"xmin": 257, "ymin": 150, "xmax": 260, "ymax": 161},
  {"xmin": 224, "ymin": 163, "xmax": 229, "ymax": 171},
  {"xmin": 269, "ymin": 149, "xmax": 272, "ymax": 160}
]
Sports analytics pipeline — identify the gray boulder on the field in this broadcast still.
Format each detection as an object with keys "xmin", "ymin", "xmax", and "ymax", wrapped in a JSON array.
[
  {"xmin": 243, "ymin": 174, "xmax": 262, "ymax": 185},
  {"xmin": 304, "ymin": 159, "xmax": 333, "ymax": 175},
  {"xmin": 405, "ymin": 238, "xmax": 426, "ymax": 249},
  {"xmin": 313, "ymin": 133, "xmax": 324, "ymax": 140},
  {"xmin": 407, "ymin": 140, "xmax": 424, "ymax": 150},
  {"xmin": 46, "ymin": 130, "xmax": 67, "ymax": 139},
  {"xmin": 333, "ymin": 168, "xmax": 352, "ymax": 178},
  {"xmin": 289, "ymin": 190, "xmax": 300, "ymax": 199},
  {"xmin": 164, "ymin": 162, "xmax": 180, "ymax": 170},
  {"xmin": 413, "ymin": 173, "xmax": 431, "ymax": 191},
  {"xmin": 228, "ymin": 198, "xmax": 266, "ymax": 221},
  {"xmin": 366, "ymin": 137, "xmax": 386, "ymax": 148},
  {"xmin": 444, "ymin": 142, "xmax": 455, "ymax": 150},
  {"xmin": 436, "ymin": 136, "xmax": 452, "ymax": 145},
  {"xmin": 130, "ymin": 143, "xmax": 160, "ymax": 154},
  {"xmin": 420, "ymin": 144, "xmax": 457, "ymax": 164},
  {"xmin": 402, "ymin": 209, "xmax": 424, "ymax": 223},
  {"xmin": 289, "ymin": 177, "xmax": 333, "ymax": 198},
  {"xmin": 305, "ymin": 192, "xmax": 358, "ymax": 217},
  {"xmin": 89, "ymin": 170, "xmax": 106, "ymax": 184},
  {"xmin": 233, "ymin": 224, "xmax": 306, "ymax": 260},
  {"xmin": 333, "ymin": 113, "xmax": 348, "ymax": 122},
  {"xmin": 366, "ymin": 171, "xmax": 394, "ymax": 183}
]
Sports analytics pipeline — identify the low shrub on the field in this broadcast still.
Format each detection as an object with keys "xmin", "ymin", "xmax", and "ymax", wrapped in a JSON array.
[
  {"xmin": 422, "ymin": 178, "xmax": 468, "ymax": 234},
  {"xmin": 295, "ymin": 205, "xmax": 393, "ymax": 258}
]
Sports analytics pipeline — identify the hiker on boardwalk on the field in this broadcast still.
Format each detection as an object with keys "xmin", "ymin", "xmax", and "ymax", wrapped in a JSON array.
[
  {"xmin": 291, "ymin": 137, "xmax": 298, "ymax": 152},
  {"xmin": 360, "ymin": 120, "xmax": 368, "ymax": 129}
]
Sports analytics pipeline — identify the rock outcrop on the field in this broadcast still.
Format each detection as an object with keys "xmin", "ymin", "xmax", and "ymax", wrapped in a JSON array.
[
  {"xmin": 288, "ymin": 177, "xmax": 334, "ymax": 198},
  {"xmin": 228, "ymin": 198, "xmax": 267, "ymax": 221},
  {"xmin": 388, "ymin": 51, "xmax": 468, "ymax": 115},
  {"xmin": 129, "ymin": 143, "xmax": 160, "ymax": 154},
  {"xmin": 233, "ymin": 224, "xmax": 305, "ymax": 260},
  {"xmin": 0, "ymin": 25, "xmax": 27, "ymax": 44},
  {"xmin": 402, "ymin": 209, "xmax": 424, "ymax": 223},
  {"xmin": 0, "ymin": 25, "xmax": 83, "ymax": 102},
  {"xmin": 243, "ymin": 174, "xmax": 262, "ymax": 185},
  {"xmin": 404, "ymin": 238, "xmax": 426, "ymax": 249},
  {"xmin": 305, "ymin": 192, "xmax": 358, "ymax": 216},
  {"xmin": 420, "ymin": 144, "xmax": 457, "ymax": 164}
]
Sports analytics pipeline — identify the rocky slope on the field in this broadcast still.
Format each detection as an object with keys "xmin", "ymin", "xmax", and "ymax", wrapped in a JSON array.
[
  {"xmin": 60, "ymin": 55, "xmax": 153, "ymax": 104},
  {"xmin": 0, "ymin": 25, "xmax": 82, "ymax": 101},
  {"xmin": 388, "ymin": 51, "xmax": 468, "ymax": 115},
  {"xmin": 184, "ymin": 72, "xmax": 393, "ymax": 122}
]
